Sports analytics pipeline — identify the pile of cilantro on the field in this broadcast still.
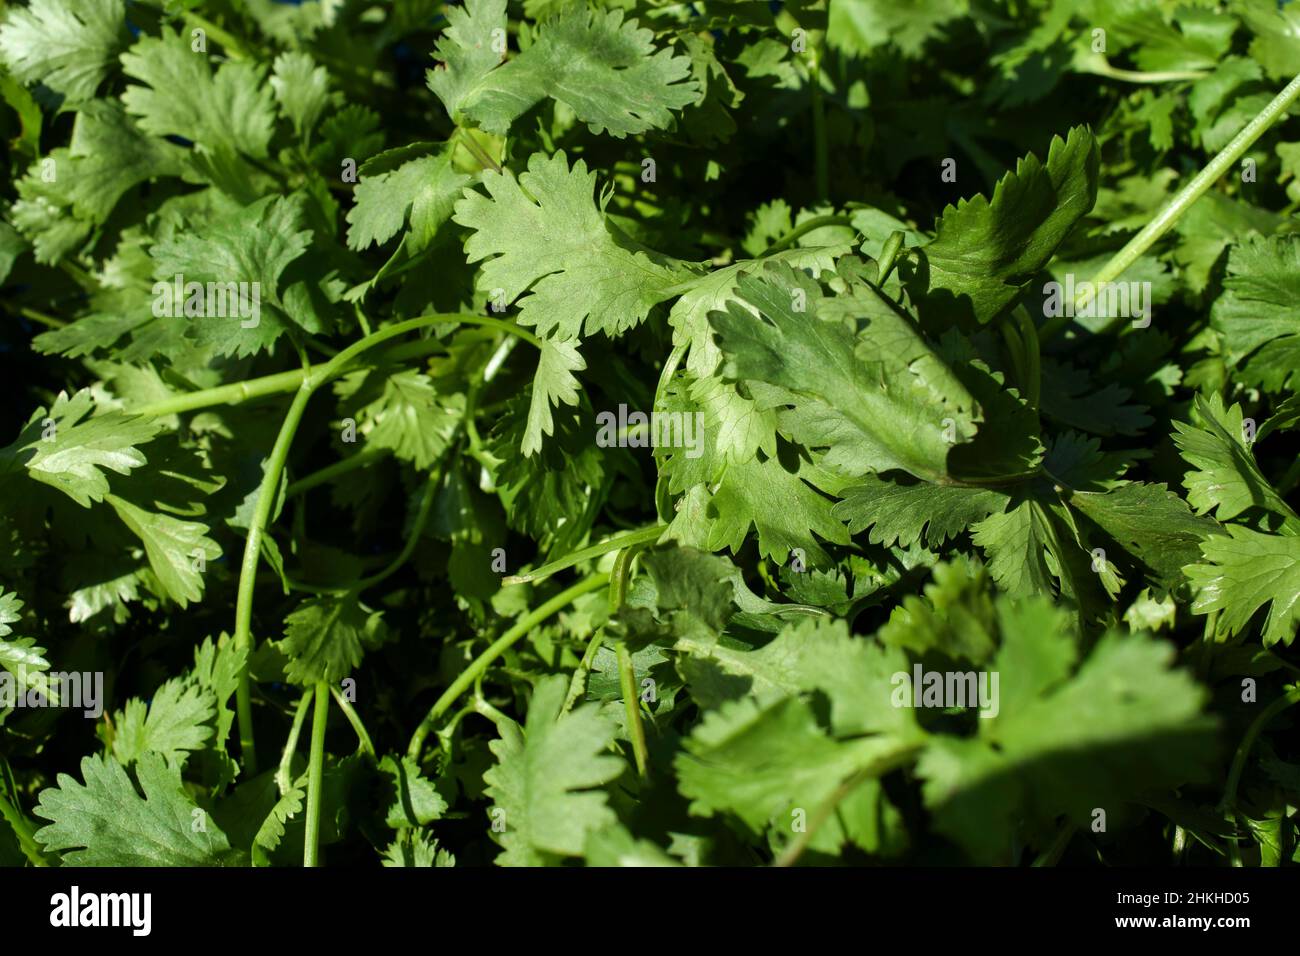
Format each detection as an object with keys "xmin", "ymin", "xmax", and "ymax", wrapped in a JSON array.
[{"xmin": 1, "ymin": 0, "xmax": 1299, "ymax": 869}]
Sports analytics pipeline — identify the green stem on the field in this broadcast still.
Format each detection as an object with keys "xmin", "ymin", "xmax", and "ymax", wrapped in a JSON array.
[
  {"xmin": 1075, "ymin": 55, "xmax": 1208, "ymax": 84},
  {"xmin": 285, "ymin": 446, "xmax": 390, "ymax": 498},
  {"xmin": 303, "ymin": 682, "xmax": 330, "ymax": 867},
  {"xmin": 761, "ymin": 215, "xmax": 855, "ymax": 257},
  {"xmin": 277, "ymin": 691, "xmax": 314, "ymax": 795},
  {"xmin": 15, "ymin": 305, "xmax": 66, "ymax": 329},
  {"xmin": 502, "ymin": 525, "xmax": 665, "ymax": 585},
  {"xmin": 1031, "ymin": 823, "xmax": 1076, "ymax": 867},
  {"xmin": 407, "ymin": 573, "xmax": 611, "ymax": 760},
  {"xmin": 773, "ymin": 743, "xmax": 925, "ymax": 867},
  {"xmin": 330, "ymin": 686, "xmax": 375, "ymax": 757},
  {"xmin": 233, "ymin": 386, "xmax": 313, "ymax": 773},
  {"xmin": 130, "ymin": 315, "xmax": 538, "ymax": 419},
  {"xmin": 810, "ymin": 45, "xmax": 829, "ymax": 201},
  {"xmin": 182, "ymin": 11, "xmax": 255, "ymax": 59},
  {"xmin": 608, "ymin": 546, "xmax": 650, "ymax": 777},
  {"xmin": 1221, "ymin": 684, "xmax": 1300, "ymax": 814},
  {"xmin": 351, "ymin": 472, "xmax": 439, "ymax": 593},
  {"xmin": 0, "ymin": 789, "xmax": 51, "ymax": 867},
  {"xmin": 1041, "ymin": 71, "xmax": 1300, "ymax": 343},
  {"xmin": 229, "ymin": 314, "xmax": 542, "ymax": 771},
  {"xmin": 876, "ymin": 230, "xmax": 906, "ymax": 283}
]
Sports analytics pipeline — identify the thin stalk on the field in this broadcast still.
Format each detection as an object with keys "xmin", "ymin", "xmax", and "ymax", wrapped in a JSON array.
[
  {"xmin": 0, "ymin": 789, "xmax": 51, "ymax": 867},
  {"xmin": 1031, "ymin": 823, "xmax": 1076, "ymax": 867},
  {"xmin": 232, "ymin": 314, "xmax": 542, "ymax": 770},
  {"xmin": 407, "ymin": 573, "xmax": 611, "ymax": 761},
  {"xmin": 810, "ymin": 44, "xmax": 829, "ymax": 200},
  {"xmin": 303, "ymin": 682, "xmax": 330, "ymax": 868},
  {"xmin": 351, "ymin": 472, "xmax": 439, "ymax": 592},
  {"xmin": 608, "ymin": 546, "xmax": 650, "ymax": 777},
  {"xmin": 130, "ymin": 315, "xmax": 538, "ymax": 418},
  {"xmin": 502, "ymin": 525, "xmax": 665, "ymax": 585},
  {"xmin": 233, "ymin": 385, "xmax": 313, "ymax": 773},
  {"xmin": 1076, "ymin": 57, "xmax": 1208, "ymax": 84},
  {"xmin": 285, "ymin": 446, "xmax": 390, "ymax": 498},
  {"xmin": 617, "ymin": 646, "xmax": 649, "ymax": 778},
  {"xmin": 1041, "ymin": 71, "xmax": 1300, "ymax": 343},
  {"xmin": 773, "ymin": 743, "xmax": 925, "ymax": 867},
  {"xmin": 330, "ymin": 686, "xmax": 375, "ymax": 757},
  {"xmin": 876, "ymin": 230, "xmax": 906, "ymax": 283},
  {"xmin": 276, "ymin": 691, "xmax": 314, "ymax": 795},
  {"xmin": 182, "ymin": 11, "xmax": 255, "ymax": 59},
  {"xmin": 761, "ymin": 215, "xmax": 855, "ymax": 257},
  {"xmin": 15, "ymin": 305, "xmax": 65, "ymax": 329},
  {"xmin": 1221, "ymin": 684, "xmax": 1300, "ymax": 813}
]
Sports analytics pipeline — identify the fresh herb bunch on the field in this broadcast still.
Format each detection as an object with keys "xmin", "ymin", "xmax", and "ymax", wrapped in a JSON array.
[{"xmin": 2, "ymin": 0, "xmax": 1299, "ymax": 868}]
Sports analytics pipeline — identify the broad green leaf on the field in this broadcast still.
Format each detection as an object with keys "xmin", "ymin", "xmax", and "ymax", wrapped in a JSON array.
[
  {"xmin": 1172, "ymin": 394, "xmax": 1298, "ymax": 527},
  {"xmin": 121, "ymin": 29, "xmax": 277, "ymax": 158},
  {"xmin": 332, "ymin": 369, "xmax": 463, "ymax": 471},
  {"xmin": 105, "ymin": 494, "xmax": 220, "ymax": 607},
  {"xmin": 0, "ymin": 590, "xmax": 55, "ymax": 706},
  {"xmin": 523, "ymin": 338, "xmax": 584, "ymax": 457},
  {"xmin": 0, "ymin": 389, "xmax": 162, "ymax": 508},
  {"xmin": 277, "ymin": 594, "xmax": 389, "ymax": 685},
  {"xmin": 111, "ymin": 677, "xmax": 216, "ymax": 766},
  {"xmin": 906, "ymin": 126, "xmax": 1099, "ymax": 325},
  {"xmin": 346, "ymin": 144, "xmax": 471, "ymax": 253},
  {"xmin": 0, "ymin": 0, "xmax": 128, "ymax": 103},
  {"xmin": 709, "ymin": 264, "xmax": 979, "ymax": 483},
  {"xmin": 454, "ymin": 150, "xmax": 700, "ymax": 340},
  {"xmin": 34, "ymin": 753, "xmax": 242, "ymax": 866},
  {"xmin": 433, "ymin": 0, "xmax": 699, "ymax": 137},
  {"xmin": 1187, "ymin": 526, "xmax": 1300, "ymax": 647},
  {"xmin": 483, "ymin": 675, "xmax": 624, "ymax": 865},
  {"xmin": 269, "ymin": 51, "xmax": 330, "ymax": 138}
]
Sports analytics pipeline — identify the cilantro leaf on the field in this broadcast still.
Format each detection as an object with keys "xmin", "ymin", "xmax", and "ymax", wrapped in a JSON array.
[
  {"xmin": 1187, "ymin": 526, "xmax": 1300, "ymax": 647},
  {"xmin": 906, "ymin": 126, "xmax": 1099, "ymax": 325},
  {"xmin": 0, "ymin": 389, "xmax": 162, "ymax": 508},
  {"xmin": 0, "ymin": 0, "xmax": 128, "ymax": 103},
  {"xmin": 454, "ymin": 151, "xmax": 700, "ymax": 339},
  {"xmin": 482, "ymin": 675, "xmax": 624, "ymax": 865},
  {"xmin": 432, "ymin": 0, "xmax": 699, "ymax": 137},
  {"xmin": 34, "ymin": 752, "xmax": 243, "ymax": 866}
]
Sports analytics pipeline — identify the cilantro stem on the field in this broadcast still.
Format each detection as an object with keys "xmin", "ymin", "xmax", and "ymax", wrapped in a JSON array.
[
  {"xmin": 350, "ymin": 471, "xmax": 439, "ymax": 593},
  {"xmin": 760, "ymin": 215, "xmax": 855, "ymax": 256},
  {"xmin": 772, "ymin": 742, "xmax": 926, "ymax": 867},
  {"xmin": 130, "ymin": 315, "xmax": 539, "ymax": 418},
  {"xmin": 406, "ymin": 572, "xmax": 612, "ymax": 761},
  {"xmin": 330, "ymin": 685, "xmax": 376, "ymax": 757},
  {"xmin": 234, "ymin": 384, "xmax": 313, "ymax": 774},
  {"xmin": 277, "ymin": 691, "xmax": 314, "ymax": 795},
  {"xmin": 1040, "ymin": 70, "xmax": 1300, "ymax": 343},
  {"xmin": 285, "ymin": 446, "xmax": 390, "ymax": 498},
  {"xmin": 502, "ymin": 524, "xmax": 665, "ymax": 585},
  {"xmin": 13, "ymin": 304, "xmax": 66, "ymax": 329},
  {"xmin": 0, "ymin": 788, "xmax": 51, "ymax": 867},
  {"xmin": 304, "ymin": 681, "xmax": 330, "ymax": 867},
  {"xmin": 1074, "ymin": 54, "xmax": 1208, "ymax": 84},
  {"xmin": 231, "ymin": 314, "xmax": 544, "ymax": 772},
  {"xmin": 1221, "ymin": 683, "xmax": 1300, "ymax": 815},
  {"xmin": 609, "ymin": 545, "xmax": 651, "ymax": 777},
  {"xmin": 810, "ymin": 43, "xmax": 829, "ymax": 201}
]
